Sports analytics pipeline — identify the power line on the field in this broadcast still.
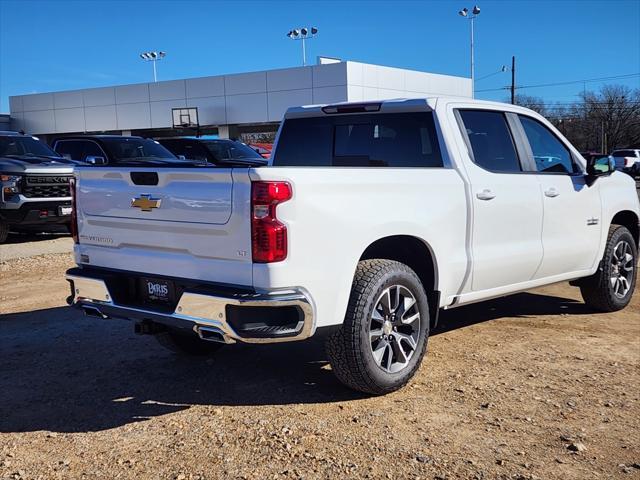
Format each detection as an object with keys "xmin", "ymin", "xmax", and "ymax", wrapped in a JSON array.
[{"xmin": 477, "ymin": 73, "xmax": 640, "ymax": 93}]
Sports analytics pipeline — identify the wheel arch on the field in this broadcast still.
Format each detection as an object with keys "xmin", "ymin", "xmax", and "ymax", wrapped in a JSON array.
[
  {"xmin": 359, "ymin": 235, "xmax": 440, "ymax": 328},
  {"xmin": 611, "ymin": 210, "xmax": 639, "ymax": 248}
]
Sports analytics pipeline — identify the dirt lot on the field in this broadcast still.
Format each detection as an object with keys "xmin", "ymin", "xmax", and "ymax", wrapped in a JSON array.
[{"xmin": 1, "ymin": 250, "xmax": 639, "ymax": 480}]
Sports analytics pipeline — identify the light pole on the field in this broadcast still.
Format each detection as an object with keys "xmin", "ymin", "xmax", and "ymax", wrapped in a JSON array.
[
  {"xmin": 140, "ymin": 51, "xmax": 166, "ymax": 82},
  {"xmin": 458, "ymin": 6, "xmax": 480, "ymax": 98},
  {"xmin": 286, "ymin": 27, "xmax": 318, "ymax": 66}
]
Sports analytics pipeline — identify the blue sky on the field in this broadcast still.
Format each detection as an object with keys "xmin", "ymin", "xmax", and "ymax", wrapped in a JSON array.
[{"xmin": 1, "ymin": 0, "xmax": 639, "ymax": 113}]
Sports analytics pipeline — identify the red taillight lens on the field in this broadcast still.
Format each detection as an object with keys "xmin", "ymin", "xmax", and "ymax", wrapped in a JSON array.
[
  {"xmin": 251, "ymin": 181, "xmax": 292, "ymax": 263},
  {"xmin": 70, "ymin": 177, "xmax": 78, "ymax": 244}
]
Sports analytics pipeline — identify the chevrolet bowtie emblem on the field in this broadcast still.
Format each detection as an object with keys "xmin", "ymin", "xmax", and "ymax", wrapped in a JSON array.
[{"xmin": 131, "ymin": 194, "xmax": 162, "ymax": 211}]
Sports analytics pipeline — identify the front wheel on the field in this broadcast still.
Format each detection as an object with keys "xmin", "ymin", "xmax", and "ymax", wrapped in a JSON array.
[
  {"xmin": 580, "ymin": 225, "xmax": 637, "ymax": 312},
  {"xmin": 325, "ymin": 259, "xmax": 430, "ymax": 395}
]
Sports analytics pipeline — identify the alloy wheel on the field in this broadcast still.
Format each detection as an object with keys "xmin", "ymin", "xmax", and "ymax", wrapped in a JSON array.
[
  {"xmin": 369, "ymin": 285, "xmax": 421, "ymax": 373},
  {"xmin": 611, "ymin": 240, "xmax": 635, "ymax": 298}
]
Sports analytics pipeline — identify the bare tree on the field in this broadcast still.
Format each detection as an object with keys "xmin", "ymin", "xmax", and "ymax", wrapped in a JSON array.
[
  {"xmin": 579, "ymin": 85, "xmax": 640, "ymax": 152},
  {"xmin": 504, "ymin": 85, "xmax": 640, "ymax": 152},
  {"xmin": 512, "ymin": 94, "xmax": 549, "ymax": 116}
]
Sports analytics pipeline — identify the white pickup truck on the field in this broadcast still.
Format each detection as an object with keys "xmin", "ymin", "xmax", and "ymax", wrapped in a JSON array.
[{"xmin": 66, "ymin": 98, "xmax": 639, "ymax": 394}]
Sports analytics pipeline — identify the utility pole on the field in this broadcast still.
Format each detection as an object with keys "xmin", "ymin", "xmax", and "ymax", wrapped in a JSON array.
[{"xmin": 510, "ymin": 56, "xmax": 516, "ymax": 104}]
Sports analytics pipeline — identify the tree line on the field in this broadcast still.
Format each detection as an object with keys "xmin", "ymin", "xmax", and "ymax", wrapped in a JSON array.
[{"xmin": 511, "ymin": 84, "xmax": 640, "ymax": 153}]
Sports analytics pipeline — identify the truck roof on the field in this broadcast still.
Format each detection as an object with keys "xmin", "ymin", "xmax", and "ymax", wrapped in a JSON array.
[{"xmin": 283, "ymin": 96, "xmax": 542, "ymax": 119}]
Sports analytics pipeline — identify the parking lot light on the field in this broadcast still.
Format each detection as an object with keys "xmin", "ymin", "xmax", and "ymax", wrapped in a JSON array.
[
  {"xmin": 458, "ymin": 6, "xmax": 481, "ymax": 97},
  {"xmin": 139, "ymin": 51, "xmax": 166, "ymax": 82},
  {"xmin": 286, "ymin": 27, "xmax": 318, "ymax": 66}
]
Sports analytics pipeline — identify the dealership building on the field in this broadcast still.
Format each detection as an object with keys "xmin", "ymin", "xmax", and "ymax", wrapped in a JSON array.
[{"xmin": 7, "ymin": 60, "xmax": 472, "ymax": 142}]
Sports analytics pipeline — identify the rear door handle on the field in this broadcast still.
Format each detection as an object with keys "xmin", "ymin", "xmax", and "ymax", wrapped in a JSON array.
[
  {"xmin": 476, "ymin": 189, "xmax": 496, "ymax": 201},
  {"xmin": 544, "ymin": 188, "xmax": 560, "ymax": 198}
]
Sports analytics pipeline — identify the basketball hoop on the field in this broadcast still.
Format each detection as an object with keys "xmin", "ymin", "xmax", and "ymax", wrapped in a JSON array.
[{"xmin": 172, "ymin": 107, "xmax": 199, "ymax": 129}]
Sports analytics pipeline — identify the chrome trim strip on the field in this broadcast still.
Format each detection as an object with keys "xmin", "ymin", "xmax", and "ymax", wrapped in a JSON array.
[{"xmin": 66, "ymin": 274, "xmax": 315, "ymax": 345}]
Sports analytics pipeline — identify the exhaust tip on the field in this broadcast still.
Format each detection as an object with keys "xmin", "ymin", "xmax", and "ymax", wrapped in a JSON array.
[
  {"xmin": 82, "ymin": 306, "xmax": 108, "ymax": 319},
  {"xmin": 195, "ymin": 326, "xmax": 232, "ymax": 344}
]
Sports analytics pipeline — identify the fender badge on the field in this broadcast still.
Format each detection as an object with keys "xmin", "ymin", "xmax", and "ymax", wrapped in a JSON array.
[{"xmin": 131, "ymin": 194, "xmax": 162, "ymax": 211}]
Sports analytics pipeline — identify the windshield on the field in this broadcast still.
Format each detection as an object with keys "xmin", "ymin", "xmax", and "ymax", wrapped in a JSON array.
[
  {"xmin": 0, "ymin": 136, "xmax": 60, "ymax": 158},
  {"xmin": 204, "ymin": 140, "xmax": 265, "ymax": 162},
  {"xmin": 100, "ymin": 138, "xmax": 177, "ymax": 161}
]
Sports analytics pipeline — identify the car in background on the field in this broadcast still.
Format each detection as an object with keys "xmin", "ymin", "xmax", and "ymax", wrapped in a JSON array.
[
  {"xmin": 249, "ymin": 143, "xmax": 272, "ymax": 159},
  {"xmin": 0, "ymin": 131, "xmax": 75, "ymax": 243},
  {"xmin": 610, "ymin": 149, "xmax": 640, "ymax": 177},
  {"xmin": 52, "ymin": 135, "xmax": 188, "ymax": 166},
  {"xmin": 158, "ymin": 138, "xmax": 267, "ymax": 167},
  {"xmin": 581, "ymin": 151, "xmax": 607, "ymax": 163}
]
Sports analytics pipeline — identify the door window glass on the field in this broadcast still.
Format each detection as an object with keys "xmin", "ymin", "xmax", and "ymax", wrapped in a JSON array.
[
  {"xmin": 459, "ymin": 110, "xmax": 522, "ymax": 173},
  {"xmin": 82, "ymin": 141, "xmax": 106, "ymax": 161},
  {"xmin": 180, "ymin": 142, "xmax": 209, "ymax": 161},
  {"xmin": 55, "ymin": 141, "xmax": 83, "ymax": 160},
  {"xmin": 519, "ymin": 115, "xmax": 578, "ymax": 174}
]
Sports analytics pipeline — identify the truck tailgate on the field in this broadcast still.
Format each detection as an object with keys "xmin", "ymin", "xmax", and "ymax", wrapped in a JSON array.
[{"xmin": 74, "ymin": 167, "xmax": 253, "ymax": 286}]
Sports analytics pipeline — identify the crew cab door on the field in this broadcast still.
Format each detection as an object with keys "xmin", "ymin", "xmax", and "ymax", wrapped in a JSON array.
[
  {"xmin": 515, "ymin": 115, "xmax": 602, "ymax": 278},
  {"xmin": 455, "ymin": 109, "xmax": 544, "ymax": 292}
]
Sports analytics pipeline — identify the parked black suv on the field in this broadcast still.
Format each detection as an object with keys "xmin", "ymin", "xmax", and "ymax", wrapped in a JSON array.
[
  {"xmin": 158, "ymin": 138, "xmax": 267, "ymax": 166},
  {"xmin": 52, "ymin": 135, "xmax": 188, "ymax": 166}
]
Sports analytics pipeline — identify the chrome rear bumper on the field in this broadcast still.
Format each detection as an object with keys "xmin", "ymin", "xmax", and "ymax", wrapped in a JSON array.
[{"xmin": 66, "ymin": 273, "xmax": 315, "ymax": 344}]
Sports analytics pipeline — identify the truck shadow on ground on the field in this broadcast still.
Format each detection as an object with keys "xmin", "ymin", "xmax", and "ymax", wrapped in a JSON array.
[{"xmin": 0, "ymin": 291, "xmax": 591, "ymax": 433}]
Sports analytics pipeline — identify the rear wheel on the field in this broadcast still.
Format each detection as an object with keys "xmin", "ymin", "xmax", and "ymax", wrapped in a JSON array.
[
  {"xmin": 0, "ymin": 221, "xmax": 8, "ymax": 243},
  {"xmin": 580, "ymin": 225, "xmax": 637, "ymax": 312},
  {"xmin": 155, "ymin": 329, "xmax": 224, "ymax": 356},
  {"xmin": 325, "ymin": 259, "xmax": 430, "ymax": 395}
]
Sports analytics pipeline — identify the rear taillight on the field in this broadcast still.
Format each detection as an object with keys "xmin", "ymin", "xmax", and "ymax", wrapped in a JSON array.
[
  {"xmin": 70, "ymin": 177, "xmax": 78, "ymax": 244},
  {"xmin": 251, "ymin": 181, "xmax": 292, "ymax": 263}
]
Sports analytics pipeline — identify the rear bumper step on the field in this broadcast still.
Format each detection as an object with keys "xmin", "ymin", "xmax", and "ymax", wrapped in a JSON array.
[{"xmin": 66, "ymin": 272, "xmax": 315, "ymax": 344}]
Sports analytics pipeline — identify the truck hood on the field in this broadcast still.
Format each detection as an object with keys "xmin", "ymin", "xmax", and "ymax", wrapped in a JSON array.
[{"xmin": 0, "ymin": 156, "xmax": 76, "ymax": 175}]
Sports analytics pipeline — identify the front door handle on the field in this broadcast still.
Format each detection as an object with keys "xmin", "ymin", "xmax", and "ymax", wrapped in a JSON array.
[
  {"xmin": 476, "ymin": 189, "xmax": 496, "ymax": 201},
  {"xmin": 544, "ymin": 188, "xmax": 560, "ymax": 198}
]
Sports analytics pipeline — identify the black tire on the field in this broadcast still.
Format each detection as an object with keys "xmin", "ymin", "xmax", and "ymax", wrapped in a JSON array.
[
  {"xmin": 155, "ymin": 329, "xmax": 224, "ymax": 356},
  {"xmin": 580, "ymin": 225, "xmax": 637, "ymax": 312},
  {"xmin": 325, "ymin": 259, "xmax": 430, "ymax": 395},
  {"xmin": 0, "ymin": 221, "xmax": 8, "ymax": 243}
]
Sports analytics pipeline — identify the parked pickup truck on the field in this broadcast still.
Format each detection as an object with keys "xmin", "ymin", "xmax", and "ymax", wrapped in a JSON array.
[
  {"xmin": 65, "ymin": 98, "xmax": 640, "ymax": 394},
  {"xmin": 0, "ymin": 131, "xmax": 75, "ymax": 243}
]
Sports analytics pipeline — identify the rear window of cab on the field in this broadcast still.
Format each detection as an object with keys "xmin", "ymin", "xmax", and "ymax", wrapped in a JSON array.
[{"xmin": 272, "ymin": 112, "xmax": 443, "ymax": 168}]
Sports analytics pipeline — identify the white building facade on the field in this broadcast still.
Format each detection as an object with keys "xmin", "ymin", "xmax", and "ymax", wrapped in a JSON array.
[{"xmin": 8, "ymin": 61, "xmax": 472, "ymax": 137}]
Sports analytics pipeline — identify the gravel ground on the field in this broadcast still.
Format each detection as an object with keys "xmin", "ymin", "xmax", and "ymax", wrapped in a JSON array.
[
  {"xmin": 0, "ymin": 234, "xmax": 73, "ymax": 262},
  {"xmin": 0, "ymin": 253, "xmax": 638, "ymax": 480}
]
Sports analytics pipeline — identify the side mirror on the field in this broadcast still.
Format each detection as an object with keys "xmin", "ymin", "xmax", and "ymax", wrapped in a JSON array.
[
  {"xmin": 586, "ymin": 156, "xmax": 615, "ymax": 185},
  {"xmin": 177, "ymin": 155, "xmax": 186, "ymax": 160},
  {"xmin": 85, "ymin": 155, "xmax": 107, "ymax": 165}
]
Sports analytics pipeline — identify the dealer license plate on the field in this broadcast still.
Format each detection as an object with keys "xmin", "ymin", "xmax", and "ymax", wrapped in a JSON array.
[{"xmin": 139, "ymin": 277, "xmax": 175, "ymax": 304}]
